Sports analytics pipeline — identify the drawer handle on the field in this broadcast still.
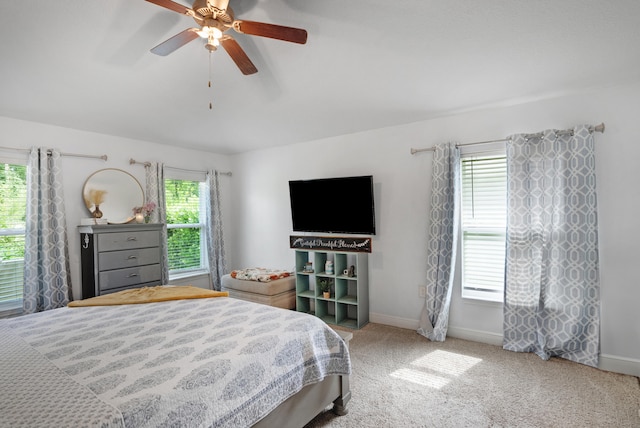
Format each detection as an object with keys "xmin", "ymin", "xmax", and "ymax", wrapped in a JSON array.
[
  {"xmin": 127, "ymin": 273, "xmax": 138, "ymax": 278},
  {"xmin": 127, "ymin": 255, "xmax": 138, "ymax": 260},
  {"xmin": 127, "ymin": 237, "xmax": 138, "ymax": 241}
]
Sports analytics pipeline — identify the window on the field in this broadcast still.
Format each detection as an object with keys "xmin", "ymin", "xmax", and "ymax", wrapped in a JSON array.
[
  {"xmin": 460, "ymin": 152, "xmax": 507, "ymax": 302},
  {"xmin": 164, "ymin": 174, "xmax": 207, "ymax": 277},
  {"xmin": 0, "ymin": 161, "xmax": 27, "ymax": 315}
]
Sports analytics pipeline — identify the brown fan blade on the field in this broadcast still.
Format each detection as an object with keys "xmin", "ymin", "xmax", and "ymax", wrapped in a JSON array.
[
  {"xmin": 151, "ymin": 28, "xmax": 200, "ymax": 56},
  {"xmin": 145, "ymin": 0, "xmax": 191, "ymax": 15},
  {"xmin": 220, "ymin": 35, "xmax": 258, "ymax": 75},
  {"xmin": 233, "ymin": 20, "xmax": 307, "ymax": 44}
]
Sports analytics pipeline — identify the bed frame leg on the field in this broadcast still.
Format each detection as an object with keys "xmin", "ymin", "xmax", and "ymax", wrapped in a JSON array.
[
  {"xmin": 332, "ymin": 402, "xmax": 349, "ymax": 416},
  {"xmin": 332, "ymin": 374, "xmax": 351, "ymax": 416}
]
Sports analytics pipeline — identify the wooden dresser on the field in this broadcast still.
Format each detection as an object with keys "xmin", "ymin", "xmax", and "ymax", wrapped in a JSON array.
[{"xmin": 78, "ymin": 223, "xmax": 164, "ymax": 299}]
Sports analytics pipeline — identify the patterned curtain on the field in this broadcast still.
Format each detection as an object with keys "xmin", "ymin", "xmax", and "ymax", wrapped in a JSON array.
[
  {"xmin": 503, "ymin": 125, "xmax": 600, "ymax": 367},
  {"xmin": 23, "ymin": 148, "xmax": 71, "ymax": 313},
  {"xmin": 418, "ymin": 143, "xmax": 460, "ymax": 341},
  {"xmin": 205, "ymin": 170, "xmax": 226, "ymax": 291},
  {"xmin": 144, "ymin": 163, "xmax": 169, "ymax": 284}
]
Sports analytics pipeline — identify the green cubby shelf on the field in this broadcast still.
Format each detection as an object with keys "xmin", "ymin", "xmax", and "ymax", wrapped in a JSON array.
[{"xmin": 294, "ymin": 249, "xmax": 369, "ymax": 329}]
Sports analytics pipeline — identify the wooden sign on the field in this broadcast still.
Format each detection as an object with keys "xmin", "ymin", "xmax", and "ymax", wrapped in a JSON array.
[{"xmin": 289, "ymin": 235, "xmax": 372, "ymax": 253}]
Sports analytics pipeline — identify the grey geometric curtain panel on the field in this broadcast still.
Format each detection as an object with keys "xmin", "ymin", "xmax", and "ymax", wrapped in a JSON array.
[
  {"xmin": 503, "ymin": 125, "xmax": 600, "ymax": 367},
  {"xmin": 23, "ymin": 147, "xmax": 71, "ymax": 313},
  {"xmin": 418, "ymin": 143, "xmax": 460, "ymax": 342},
  {"xmin": 145, "ymin": 162, "xmax": 169, "ymax": 284},
  {"xmin": 205, "ymin": 170, "xmax": 226, "ymax": 291}
]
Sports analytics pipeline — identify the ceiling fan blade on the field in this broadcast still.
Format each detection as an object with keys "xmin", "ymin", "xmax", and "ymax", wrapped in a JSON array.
[
  {"xmin": 151, "ymin": 28, "xmax": 200, "ymax": 56},
  {"xmin": 145, "ymin": 0, "xmax": 191, "ymax": 15},
  {"xmin": 233, "ymin": 20, "xmax": 307, "ymax": 44},
  {"xmin": 220, "ymin": 35, "xmax": 258, "ymax": 75}
]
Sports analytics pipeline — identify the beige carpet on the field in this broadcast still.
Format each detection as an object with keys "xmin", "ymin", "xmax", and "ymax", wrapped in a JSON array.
[{"xmin": 306, "ymin": 323, "xmax": 640, "ymax": 428}]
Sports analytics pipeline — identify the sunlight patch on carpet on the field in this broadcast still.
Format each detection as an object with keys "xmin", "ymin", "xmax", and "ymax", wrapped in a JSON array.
[
  {"xmin": 412, "ymin": 350, "xmax": 482, "ymax": 376},
  {"xmin": 389, "ymin": 350, "xmax": 482, "ymax": 389},
  {"xmin": 390, "ymin": 368, "xmax": 450, "ymax": 388}
]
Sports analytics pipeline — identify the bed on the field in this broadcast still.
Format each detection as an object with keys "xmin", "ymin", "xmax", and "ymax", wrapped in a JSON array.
[{"xmin": 0, "ymin": 287, "xmax": 352, "ymax": 427}]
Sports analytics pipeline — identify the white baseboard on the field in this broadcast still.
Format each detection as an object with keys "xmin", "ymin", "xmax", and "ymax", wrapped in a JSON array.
[
  {"xmin": 599, "ymin": 354, "xmax": 640, "ymax": 377},
  {"xmin": 445, "ymin": 326, "xmax": 504, "ymax": 347},
  {"xmin": 370, "ymin": 312, "xmax": 419, "ymax": 330},
  {"xmin": 369, "ymin": 312, "xmax": 640, "ymax": 377},
  {"xmin": 369, "ymin": 312, "xmax": 503, "ymax": 346}
]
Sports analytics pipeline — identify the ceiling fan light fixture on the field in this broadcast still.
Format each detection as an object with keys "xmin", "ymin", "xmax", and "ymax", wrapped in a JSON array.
[
  {"xmin": 197, "ymin": 26, "xmax": 222, "ymax": 39},
  {"xmin": 205, "ymin": 34, "xmax": 220, "ymax": 51},
  {"xmin": 196, "ymin": 27, "xmax": 208, "ymax": 38}
]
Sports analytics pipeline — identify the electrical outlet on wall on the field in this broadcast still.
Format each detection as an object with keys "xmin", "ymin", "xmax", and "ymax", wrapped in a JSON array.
[{"xmin": 418, "ymin": 286, "xmax": 426, "ymax": 298}]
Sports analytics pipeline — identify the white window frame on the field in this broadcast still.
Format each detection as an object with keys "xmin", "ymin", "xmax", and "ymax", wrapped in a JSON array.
[
  {"xmin": 0, "ymin": 155, "xmax": 27, "ymax": 317},
  {"xmin": 164, "ymin": 169, "xmax": 208, "ymax": 279},
  {"xmin": 459, "ymin": 143, "xmax": 507, "ymax": 303}
]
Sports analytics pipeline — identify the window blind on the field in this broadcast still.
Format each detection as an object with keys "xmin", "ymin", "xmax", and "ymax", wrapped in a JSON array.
[{"xmin": 460, "ymin": 155, "xmax": 507, "ymax": 301}]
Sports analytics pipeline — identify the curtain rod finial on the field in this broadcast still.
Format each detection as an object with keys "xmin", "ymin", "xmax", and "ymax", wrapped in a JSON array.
[{"xmin": 594, "ymin": 123, "xmax": 605, "ymax": 133}]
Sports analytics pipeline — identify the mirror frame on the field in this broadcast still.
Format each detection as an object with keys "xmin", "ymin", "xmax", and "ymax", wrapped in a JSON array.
[{"xmin": 82, "ymin": 168, "xmax": 144, "ymax": 224}]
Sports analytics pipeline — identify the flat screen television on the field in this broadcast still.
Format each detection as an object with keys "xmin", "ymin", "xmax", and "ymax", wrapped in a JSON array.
[{"xmin": 288, "ymin": 175, "xmax": 376, "ymax": 235}]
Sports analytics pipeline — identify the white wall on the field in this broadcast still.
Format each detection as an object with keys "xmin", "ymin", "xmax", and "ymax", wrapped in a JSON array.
[
  {"xmin": 230, "ymin": 82, "xmax": 640, "ymax": 376},
  {"xmin": 0, "ymin": 117, "xmax": 233, "ymax": 298},
  {"xmin": 2, "ymin": 81, "xmax": 638, "ymax": 376}
]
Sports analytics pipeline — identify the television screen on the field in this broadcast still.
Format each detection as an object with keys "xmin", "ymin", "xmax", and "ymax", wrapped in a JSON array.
[{"xmin": 288, "ymin": 175, "xmax": 376, "ymax": 235}]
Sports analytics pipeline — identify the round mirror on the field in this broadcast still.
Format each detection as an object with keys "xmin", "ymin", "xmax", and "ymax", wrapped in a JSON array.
[{"xmin": 82, "ymin": 168, "xmax": 144, "ymax": 224}]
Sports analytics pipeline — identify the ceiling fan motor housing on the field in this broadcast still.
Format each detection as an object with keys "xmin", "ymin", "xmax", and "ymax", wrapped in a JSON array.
[
  {"xmin": 192, "ymin": 0, "xmax": 234, "ymax": 25},
  {"xmin": 207, "ymin": 0, "xmax": 230, "ymax": 11}
]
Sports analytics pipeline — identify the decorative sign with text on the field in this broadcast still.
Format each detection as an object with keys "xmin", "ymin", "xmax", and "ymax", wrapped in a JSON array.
[{"xmin": 289, "ymin": 235, "xmax": 372, "ymax": 253}]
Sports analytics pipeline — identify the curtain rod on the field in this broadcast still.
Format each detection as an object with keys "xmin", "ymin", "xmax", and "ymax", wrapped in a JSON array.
[
  {"xmin": 129, "ymin": 158, "xmax": 232, "ymax": 176},
  {"xmin": 410, "ymin": 123, "xmax": 605, "ymax": 155},
  {"xmin": 0, "ymin": 145, "xmax": 108, "ymax": 161}
]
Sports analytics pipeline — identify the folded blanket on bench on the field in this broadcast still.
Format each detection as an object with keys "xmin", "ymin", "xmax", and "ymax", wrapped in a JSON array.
[
  {"xmin": 68, "ymin": 285, "xmax": 228, "ymax": 307},
  {"xmin": 230, "ymin": 268, "xmax": 292, "ymax": 282}
]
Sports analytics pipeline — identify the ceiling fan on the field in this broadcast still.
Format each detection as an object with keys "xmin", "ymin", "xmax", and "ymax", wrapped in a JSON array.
[{"xmin": 145, "ymin": 0, "xmax": 308, "ymax": 75}]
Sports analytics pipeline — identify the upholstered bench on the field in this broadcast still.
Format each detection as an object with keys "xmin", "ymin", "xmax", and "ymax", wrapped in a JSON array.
[{"xmin": 222, "ymin": 272, "xmax": 296, "ymax": 309}]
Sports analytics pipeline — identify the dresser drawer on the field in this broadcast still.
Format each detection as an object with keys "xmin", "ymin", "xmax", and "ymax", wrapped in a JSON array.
[
  {"xmin": 99, "ymin": 264, "xmax": 162, "ymax": 291},
  {"xmin": 98, "ymin": 248, "xmax": 160, "ymax": 271},
  {"xmin": 99, "ymin": 281, "xmax": 163, "ymax": 295},
  {"xmin": 97, "ymin": 231, "xmax": 160, "ymax": 252}
]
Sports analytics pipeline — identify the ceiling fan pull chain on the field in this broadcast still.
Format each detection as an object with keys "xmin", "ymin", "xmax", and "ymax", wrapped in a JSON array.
[{"xmin": 209, "ymin": 50, "xmax": 213, "ymax": 109}]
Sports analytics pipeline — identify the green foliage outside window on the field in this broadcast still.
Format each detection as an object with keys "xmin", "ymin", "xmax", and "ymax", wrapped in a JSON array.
[
  {"xmin": 1, "ymin": 163, "xmax": 27, "ymax": 305},
  {"xmin": 164, "ymin": 178, "xmax": 203, "ymax": 272},
  {"xmin": 0, "ymin": 163, "xmax": 27, "ymax": 260}
]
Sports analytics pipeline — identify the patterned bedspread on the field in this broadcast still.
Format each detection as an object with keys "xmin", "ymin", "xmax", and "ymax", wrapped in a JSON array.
[{"xmin": 0, "ymin": 297, "xmax": 351, "ymax": 427}]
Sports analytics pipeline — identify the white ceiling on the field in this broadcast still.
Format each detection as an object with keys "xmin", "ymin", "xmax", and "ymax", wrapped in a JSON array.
[{"xmin": 2, "ymin": 1, "xmax": 640, "ymax": 155}]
